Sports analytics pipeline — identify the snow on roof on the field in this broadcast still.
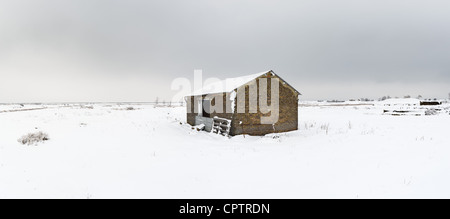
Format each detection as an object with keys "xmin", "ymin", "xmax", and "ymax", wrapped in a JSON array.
[
  {"xmin": 189, "ymin": 71, "xmax": 271, "ymax": 96},
  {"xmin": 382, "ymin": 98, "xmax": 421, "ymax": 105}
]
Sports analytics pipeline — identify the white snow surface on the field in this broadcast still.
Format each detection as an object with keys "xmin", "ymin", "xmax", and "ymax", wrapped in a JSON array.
[
  {"xmin": 190, "ymin": 71, "xmax": 270, "ymax": 96},
  {"xmin": 1, "ymin": 103, "xmax": 450, "ymax": 198}
]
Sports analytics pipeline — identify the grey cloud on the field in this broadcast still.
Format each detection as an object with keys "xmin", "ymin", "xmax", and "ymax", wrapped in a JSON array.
[{"xmin": 1, "ymin": 0, "xmax": 450, "ymax": 101}]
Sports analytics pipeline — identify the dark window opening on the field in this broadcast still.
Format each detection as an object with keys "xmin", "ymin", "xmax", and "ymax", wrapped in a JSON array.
[{"xmin": 202, "ymin": 100, "xmax": 211, "ymax": 118}]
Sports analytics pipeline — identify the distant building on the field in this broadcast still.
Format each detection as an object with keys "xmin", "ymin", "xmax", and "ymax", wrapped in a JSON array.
[
  {"xmin": 420, "ymin": 101, "xmax": 443, "ymax": 106},
  {"xmin": 381, "ymin": 98, "xmax": 448, "ymax": 116},
  {"xmin": 382, "ymin": 98, "xmax": 421, "ymax": 116}
]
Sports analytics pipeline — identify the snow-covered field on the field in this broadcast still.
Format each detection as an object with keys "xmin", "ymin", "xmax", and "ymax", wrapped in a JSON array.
[{"xmin": 1, "ymin": 102, "xmax": 450, "ymax": 198}]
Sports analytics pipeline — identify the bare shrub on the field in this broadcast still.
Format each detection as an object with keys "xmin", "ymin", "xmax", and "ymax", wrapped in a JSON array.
[
  {"xmin": 18, "ymin": 131, "xmax": 50, "ymax": 146},
  {"xmin": 80, "ymin": 105, "xmax": 94, "ymax": 109},
  {"xmin": 303, "ymin": 122, "xmax": 316, "ymax": 130},
  {"xmin": 112, "ymin": 107, "xmax": 137, "ymax": 111},
  {"xmin": 320, "ymin": 123, "xmax": 330, "ymax": 135}
]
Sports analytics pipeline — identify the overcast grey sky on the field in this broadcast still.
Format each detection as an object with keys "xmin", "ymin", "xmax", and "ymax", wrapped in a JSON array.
[{"xmin": 1, "ymin": 0, "xmax": 449, "ymax": 102}]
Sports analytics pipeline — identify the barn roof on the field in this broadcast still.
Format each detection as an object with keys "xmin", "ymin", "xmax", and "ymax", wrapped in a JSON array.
[{"xmin": 188, "ymin": 70, "xmax": 301, "ymax": 96}]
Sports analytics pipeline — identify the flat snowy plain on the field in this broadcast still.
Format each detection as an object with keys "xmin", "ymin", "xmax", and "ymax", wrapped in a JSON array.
[{"xmin": 1, "ymin": 102, "xmax": 450, "ymax": 198}]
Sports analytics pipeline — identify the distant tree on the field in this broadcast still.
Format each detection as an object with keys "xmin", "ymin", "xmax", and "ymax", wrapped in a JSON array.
[
  {"xmin": 155, "ymin": 97, "xmax": 159, "ymax": 106},
  {"xmin": 448, "ymin": 93, "xmax": 450, "ymax": 100},
  {"xmin": 179, "ymin": 100, "xmax": 184, "ymax": 106},
  {"xmin": 162, "ymin": 100, "xmax": 166, "ymax": 106},
  {"xmin": 404, "ymin": 95, "xmax": 411, "ymax": 98},
  {"xmin": 417, "ymin": 95, "xmax": 423, "ymax": 99},
  {"xmin": 360, "ymin": 98, "xmax": 370, "ymax": 102}
]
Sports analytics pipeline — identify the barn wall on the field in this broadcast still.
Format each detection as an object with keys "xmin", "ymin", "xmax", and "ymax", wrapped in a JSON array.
[
  {"xmin": 230, "ymin": 74, "xmax": 298, "ymax": 136},
  {"xmin": 207, "ymin": 92, "xmax": 234, "ymax": 120},
  {"xmin": 186, "ymin": 93, "xmax": 233, "ymax": 126},
  {"xmin": 186, "ymin": 96, "xmax": 196, "ymax": 126}
]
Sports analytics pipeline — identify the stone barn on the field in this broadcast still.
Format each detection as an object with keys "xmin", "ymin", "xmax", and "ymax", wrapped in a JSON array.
[{"xmin": 185, "ymin": 70, "xmax": 301, "ymax": 136}]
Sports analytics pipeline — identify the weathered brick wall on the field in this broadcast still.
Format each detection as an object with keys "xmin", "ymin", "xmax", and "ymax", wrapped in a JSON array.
[
  {"xmin": 186, "ymin": 93, "xmax": 233, "ymax": 126},
  {"xmin": 208, "ymin": 92, "xmax": 234, "ymax": 120},
  {"xmin": 186, "ymin": 96, "xmax": 196, "ymax": 126},
  {"xmin": 230, "ymin": 74, "xmax": 298, "ymax": 136}
]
